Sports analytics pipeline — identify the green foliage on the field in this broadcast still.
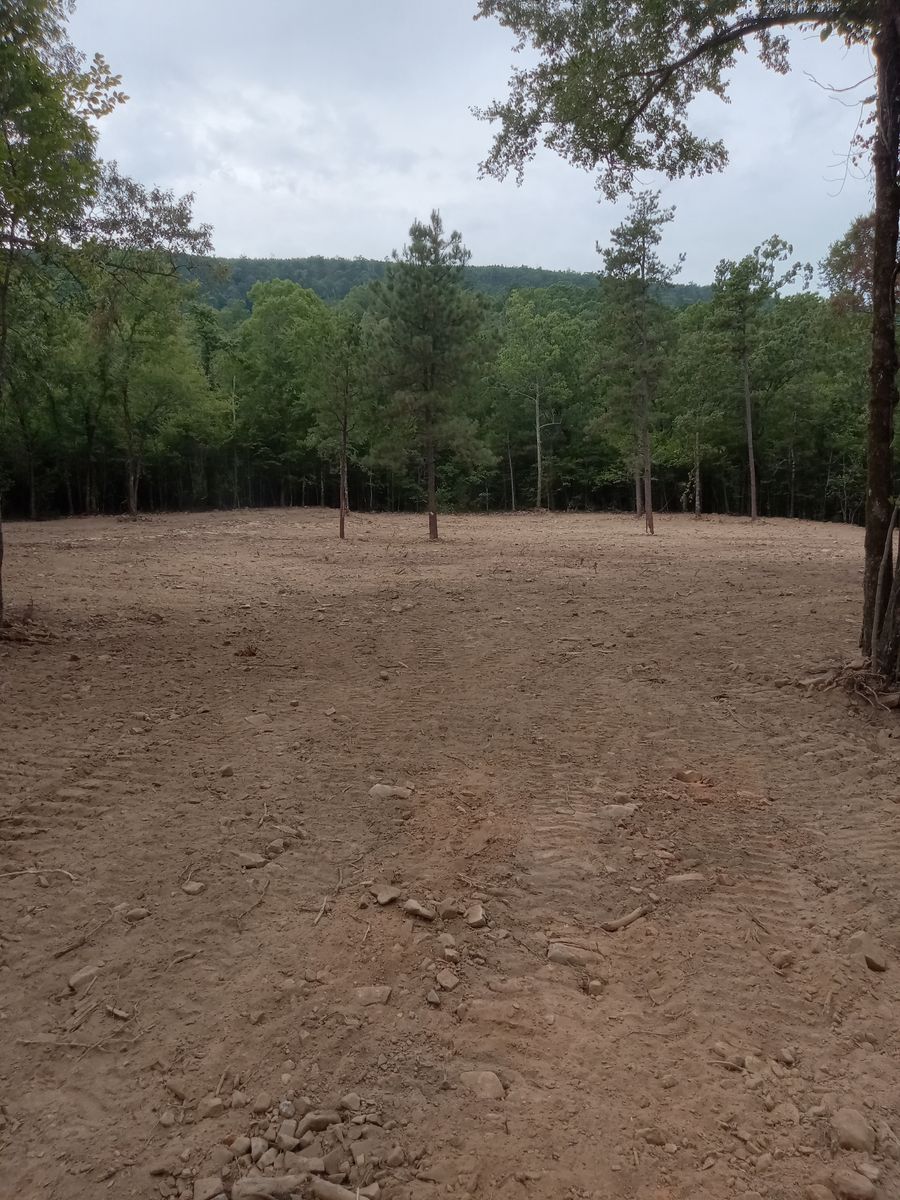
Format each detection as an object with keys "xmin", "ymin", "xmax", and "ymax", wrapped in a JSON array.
[{"xmin": 475, "ymin": 3, "xmax": 873, "ymax": 198}]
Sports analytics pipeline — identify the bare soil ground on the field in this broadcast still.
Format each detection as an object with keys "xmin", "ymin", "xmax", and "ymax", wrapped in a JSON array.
[{"xmin": 1, "ymin": 509, "xmax": 899, "ymax": 1200}]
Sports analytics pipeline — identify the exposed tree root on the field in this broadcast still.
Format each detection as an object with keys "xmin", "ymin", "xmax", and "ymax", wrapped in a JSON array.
[{"xmin": 798, "ymin": 659, "xmax": 900, "ymax": 709}]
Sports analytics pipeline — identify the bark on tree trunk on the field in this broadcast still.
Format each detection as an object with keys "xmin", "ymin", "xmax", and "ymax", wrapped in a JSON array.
[
  {"xmin": 507, "ymin": 435, "xmax": 516, "ymax": 511},
  {"xmin": 640, "ymin": 384, "xmax": 654, "ymax": 534},
  {"xmin": 634, "ymin": 467, "xmax": 643, "ymax": 516},
  {"xmin": 426, "ymin": 431, "xmax": 438, "ymax": 540},
  {"xmin": 743, "ymin": 351, "xmax": 759, "ymax": 521},
  {"xmin": 339, "ymin": 416, "xmax": 349, "ymax": 540},
  {"xmin": 127, "ymin": 462, "xmax": 140, "ymax": 517},
  {"xmin": 863, "ymin": 7, "xmax": 900, "ymax": 658},
  {"xmin": 694, "ymin": 429, "xmax": 702, "ymax": 518},
  {"xmin": 534, "ymin": 384, "xmax": 542, "ymax": 509}
]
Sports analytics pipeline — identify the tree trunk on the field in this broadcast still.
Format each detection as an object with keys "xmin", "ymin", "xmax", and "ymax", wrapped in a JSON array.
[
  {"xmin": 28, "ymin": 455, "xmax": 36, "ymax": 521},
  {"xmin": 694, "ymin": 429, "xmax": 702, "ymax": 518},
  {"xmin": 788, "ymin": 444, "xmax": 796, "ymax": 520},
  {"xmin": 743, "ymin": 350, "xmax": 759, "ymax": 521},
  {"xmin": 507, "ymin": 435, "xmax": 516, "ymax": 511},
  {"xmin": 127, "ymin": 461, "xmax": 140, "ymax": 517},
  {"xmin": 426, "ymin": 428, "xmax": 438, "ymax": 540},
  {"xmin": 634, "ymin": 466, "xmax": 644, "ymax": 516},
  {"xmin": 339, "ymin": 415, "xmax": 349, "ymax": 540},
  {"xmin": 534, "ymin": 383, "xmax": 542, "ymax": 509},
  {"xmin": 640, "ymin": 383, "xmax": 654, "ymax": 534},
  {"xmin": 863, "ymin": 7, "xmax": 900, "ymax": 657}
]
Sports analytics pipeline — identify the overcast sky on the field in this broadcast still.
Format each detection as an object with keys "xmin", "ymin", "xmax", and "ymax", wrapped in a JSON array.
[{"xmin": 69, "ymin": 1, "xmax": 873, "ymax": 284}]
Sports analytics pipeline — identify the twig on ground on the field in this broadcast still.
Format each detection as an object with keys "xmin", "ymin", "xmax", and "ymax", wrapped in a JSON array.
[
  {"xmin": 53, "ymin": 912, "xmax": 114, "ymax": 959},
  {"xmin": 237, "ymin": 876, "xmax": 270, "ymax": 925},
  {"xmin": 600, "ymin": 904, "xmax": 651, "ymax": 933},
  {"xmin": 313, "ymin": 895, "xmax": 329, "ymax": 926},
  {"xmin": 0, "ymin": 867, "xmax": 76, "ymax": 882},
  {"xmin": 164, "ymin": 950, "xmax": 198, "ymax": 972}
]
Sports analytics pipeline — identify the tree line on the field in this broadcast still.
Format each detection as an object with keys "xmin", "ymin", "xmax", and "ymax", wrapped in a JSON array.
[
  {"xmin": 5, "ymin": 1, "xmax": 900, "ymax": 684},
  {"xmin": 0, "ymin": 201, "xmax": 871, "ymax": 534}
]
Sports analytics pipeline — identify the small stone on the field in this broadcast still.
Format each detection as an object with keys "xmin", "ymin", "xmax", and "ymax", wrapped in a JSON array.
[
  {"xmin": 296, "ymin": 1111, "xmax": 342, "ymax": 1135},
  {"xmin": 250, "ymin": 1137, "xmax": 268, "ymax": 1162},
  {"xmin": 197, "ymin": 1096, "xmax": 224, "ymax": 1121},
  {"xmin": 251, "ymin": 1093, "xmax": 273, "ymax": 1115},
  {"xmin": 805, "ymin": 1187, "xmax": 835, "ymax": 1200},
  {"xmin": 831, "ymin": 1169, "xmax": 875, "ymax": 1199},
  {"xmin": 182, "ymin": 881, "xmax": 206, "ymax": 896},
  {"xmin": 465, "ymin": 903, "xmax": 487, "ymax": 929},
  {"xmin": 235, "ymin": 852, "xmax": 267, "ymax": 870},
  {"xmin": 444, "ymin": 947, "xmax": 460, "ymax": 963},
  {"xmin": 165, "ymin": 1076, "xmax": 189, "ymax": 1101},
  {"xmin": 258, "ymin": 1148, "xmax": 278, "ymax": 1169},
  {"xmin": 426, "ymin": 990, "xmax": 441, "ymax": 1006},
  {"xmin": 439, "ymin": 898, "xmax": 461, "ymax": 920},
  {"xmin": 368, "ymin": 784, "xmax": 412, "ymax": 800},
  {"xmin": 67, "ymin": 964, "xmax": 99, "ymax": 992},
  {"xmin": 340, "ymin": 1093, "xmax": 362, "ymax": 1112},
  {"xmin": 403, "ymin": 899, "xmax": 435, "ymax": 921},
  {"xmin": 848, "ymin": 931, "xmax": 888, "ymax": 972},
  {"xmin": 770, "ymin": 948, "xmax": 795, "ymax": 969},
  {"xmin": 159, "ymin": 1108, "xmax": 176, "ymax": 1128},
  {"xmin": 601, "ymin": 803, "xmax": 639, "ymax": 822},
  {"xmin": 640, "ymin": 1128, "xmax": 666, "ymax": 1146},
  {"xmin": 832, "ymin": 1108, "xmax": 875, "ymax": 1153},
  {"xmin": 756, "ymin": 1153, "xmax": 773, "ymax": 1171},
  {"xmin": 125, "ymin": 906, "xmax": 150, "ymax": 922},
  {"xmin": 193, "ymin": 1177, "xmax": 223, "ymax": 1200},
  {"xmin": 231, "ymin": 1137, "xmax": 251, "ymax": 1157},
  {"xmin": 231, "ymin": 1090, "xmax": 248, "ymax": 1109},
  {"xmin": 220, "ymin": 765, "xmax": 234, "ymax": 777},
  {"xmin": 355, "ymin": 985, "xmax": 392, "ymax": 1006},
  {"xmin": 586, "ymin": 978, "xmax": 606, "ymax": 996},
  {"xmin": 207, "ymin": 1146, "xmax": 234, "ymax": 1170},
  {"xmin": 266, "ymin": 839, "xmax": 286, "ymax": 857},
  {"xmin": 386, "ymin": 1146, "xmax": 406, "ymax": 1168},
  {"xmin": 278, "ymin": 1099, "xmax": 295, "ymax": 1117},
  {"xmin": 547, "ymin": 943, "xmax": 594, "ymax": 967},
  {"xmin": 776, "ymin": 1048, "xmax": 795, "ymax": 1066},
  {"xmin": 149, "ymin": 1157, "xmax": 179, "ymax": 1176},
  {"xmin": 666, "ymin": 872, "xmax": 705, "ymax": 884},
  {"xmin": 436, "ymin": 969, "xmax": 460, "ymax": 991},
  {"xmin": 460, "ymin": 1070, "xmax": 505, "ymax": 1100}
]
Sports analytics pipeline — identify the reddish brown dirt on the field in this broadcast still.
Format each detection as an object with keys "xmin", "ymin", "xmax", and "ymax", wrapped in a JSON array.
[{"xmin": 1, "ymin": 509, "xmax": 899, "ymax": 1200}]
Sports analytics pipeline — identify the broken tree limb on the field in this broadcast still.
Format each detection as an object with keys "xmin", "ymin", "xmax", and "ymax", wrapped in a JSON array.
[{"xmin": 600, "ymin": 904, "xmax": 652, "ymax": 933}]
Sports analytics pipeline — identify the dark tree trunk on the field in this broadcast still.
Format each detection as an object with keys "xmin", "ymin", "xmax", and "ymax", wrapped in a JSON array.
[
  {"xmin": 426, "ymin": 428, "xmax": 438, "ymax": 540},
  {"xmin": 634, "ymin": 466, "xmax": 643, "ymax": 516},
  {"xmin": 743, "ymin": 350, "xmax": 759, "ymax": 521},
  {"xmin": 694, "ymin": 429, "xmax": 702, "ymax": 518},
  {"xmin": 641, "ymin": 402, "xmax": 654, "ymax": 535},
  {"xmin": 534, "ymin": 383, "xmax": 543, "ymax": 509},
  {"xmin": 864, "ymin": 7, "xmax": 900, "ymax": 660},
  {"xmin": 507, "ymin": 435, "xmax": 516, "ymax": 511},
  {"xmin": 339, "ymin": 415, "xmax": 349, "ymax": 540}
]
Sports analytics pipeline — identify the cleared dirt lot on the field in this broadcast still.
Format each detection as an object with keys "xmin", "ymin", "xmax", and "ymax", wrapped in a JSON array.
[{"xmin": 1, "ymin": 508, "xmax": 899, "ymax": 1200}]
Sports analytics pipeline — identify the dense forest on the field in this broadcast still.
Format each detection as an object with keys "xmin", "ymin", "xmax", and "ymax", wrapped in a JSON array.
[
  {"xmin": 192, "ymin": 254, "xmax": 713, "ymax": 310},
  {"xmin": 0, "ymin": 204, "xmax": 871, "ymax": 528}
]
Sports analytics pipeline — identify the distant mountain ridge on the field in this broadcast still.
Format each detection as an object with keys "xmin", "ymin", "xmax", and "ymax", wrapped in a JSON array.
[{"xmin": 189, "ymin": 254, "xmax": 713, "ymax": 309}]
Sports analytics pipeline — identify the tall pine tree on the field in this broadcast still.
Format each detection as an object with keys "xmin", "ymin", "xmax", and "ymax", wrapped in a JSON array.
[{"xmin": 370, "ymin": 211, "xmax": 487, "ymax": 539}]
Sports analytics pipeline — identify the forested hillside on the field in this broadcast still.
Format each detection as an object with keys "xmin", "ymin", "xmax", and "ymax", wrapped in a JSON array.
[
  {"xmin": 190, "ymin": 254, "xmax": 713, "ymax": 309},
  {"xmin": 0, "ymin": 205, "xmax": 869, "ymax": 529}
]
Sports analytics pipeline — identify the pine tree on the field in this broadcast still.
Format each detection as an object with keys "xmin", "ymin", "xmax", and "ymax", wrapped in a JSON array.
[{"xmin": 370, "ymin": 211, "xmax": 488, "ymax": 539}]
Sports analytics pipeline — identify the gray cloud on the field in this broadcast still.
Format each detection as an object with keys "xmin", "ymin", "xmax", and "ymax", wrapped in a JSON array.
[{"xmin": 70, "ymin": 1, "xmax": 872, "ymax": 281}]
